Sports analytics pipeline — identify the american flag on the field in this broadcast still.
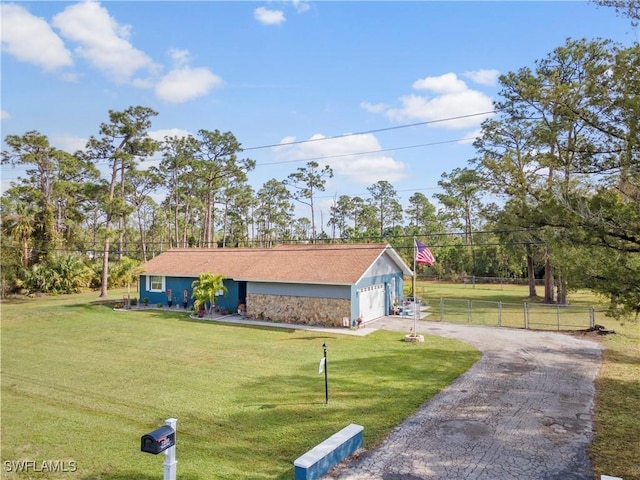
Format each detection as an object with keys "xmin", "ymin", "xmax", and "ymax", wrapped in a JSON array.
[{"xmin": 415, "ymin": 239, "xmax": 436, "ymax": 265}]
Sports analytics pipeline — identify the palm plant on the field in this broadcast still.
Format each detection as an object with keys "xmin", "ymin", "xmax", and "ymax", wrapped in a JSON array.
[
  {"xmin": 20, "ymin": 254, "xmax": 93, "ymax": 294},
  {"xmin": 191, "ymin": 273, "xmax": 227, "ymax": 314},
  {"xmin": 3, "ymin": 201, "xmax": 36, "ymax": 268},
  {"xmin": 110, "ymin": 257, "xmax": 144, "ymax": 306},
  {"xmin": 50, "ymin": 254, "xmax": 93, "ymax": 293}
]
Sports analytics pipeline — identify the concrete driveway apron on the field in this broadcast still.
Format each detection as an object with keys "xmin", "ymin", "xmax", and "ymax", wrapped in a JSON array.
[{"xmin": 326, "ymin": 319, "xmax": 603, "ymax": 480}]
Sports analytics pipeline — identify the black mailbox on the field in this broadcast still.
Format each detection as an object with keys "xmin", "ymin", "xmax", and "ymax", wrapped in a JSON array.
[{"xmin": 141, "ymin": 425, "xmax": 175, "ymax": 455}]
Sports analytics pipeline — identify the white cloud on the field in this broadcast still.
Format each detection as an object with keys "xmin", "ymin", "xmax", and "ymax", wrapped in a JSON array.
[
  {"xmin": 463, "ymin": 69, "xmax": 500, "ymax": 86},
  {"xmin": 412, "ymin": 72, "xmax": 467, "ymax": 94},
  {"xmin": 132, "ymin": 77, "xmax": 154, "ymax": 89},
  {"xmin": 254, "ymin": 7, "xmax": 286, "ymax": 25},
  {"xmin": 0, "ymin": 3, "xmax": 73, "ymax": 72},
  {"xmin": 457, "ymin": 129, "xmax": 482, "ymax": 145},
  {"xmin": 272, "ymin": 136, "xmax": 297, "ymax": 154},
  {"xmin": 360, "ymin": 101, "xmax": 389, "ymax": 114},
  {"xmin": 52, "ymin": 0, "xmax": 157, "ymax": 83},
  {"xmin": 385, "ymin": 72, "xmax": 495, "ymax": 129},
  {"xmin": 155, "ymin": 66, "xmax": 223, "ymax": 104},
  {"xmin": 148, "ymin": 128, "xmax": 192, "ymax": 142},
  {"xmin": 274, "ymin": 133, "xmax": 407, "ymax": 185},
  {"xmin": 168, "ymin": 48, "xmax": 191, "ymax": 68},
  {"xmin": 50, "ymin": 134, "xmax": 87, "ymax": 153},
  {"xmin": 292, "ymin": 0, "xmax": 311, "ymax": 13},
  {"xmin": 1, "ymin": 110, "xmax": 10, "ymax": 120}
]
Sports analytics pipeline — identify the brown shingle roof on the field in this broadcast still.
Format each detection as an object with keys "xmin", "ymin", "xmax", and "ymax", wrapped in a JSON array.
[{"xmin": 140, "ymin": 243, "xmax": 410, "ymax": 285}]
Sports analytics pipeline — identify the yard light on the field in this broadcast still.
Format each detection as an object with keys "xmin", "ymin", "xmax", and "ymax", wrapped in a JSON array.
[{"xmin": 323, "ymin": 343, "xmax": 328, "ymax": 405}]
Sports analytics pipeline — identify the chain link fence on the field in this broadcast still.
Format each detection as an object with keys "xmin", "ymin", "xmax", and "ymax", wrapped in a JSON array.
[{"xmin": 434, "ymin": 298, "xmax": 599, "ymax": 331}]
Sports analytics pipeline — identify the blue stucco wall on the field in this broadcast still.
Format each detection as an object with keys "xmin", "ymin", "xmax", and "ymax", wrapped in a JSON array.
[
  {"xmin": 139, "ymin": 275, "xmax": 244, "ymax": 312},
  {"xmin": 248, "ymin": 282, "xmax": 350, "ymax": 299},
  {"xmin": 139, "ymin": 275, "xmax": 195, "ymax": 308}
]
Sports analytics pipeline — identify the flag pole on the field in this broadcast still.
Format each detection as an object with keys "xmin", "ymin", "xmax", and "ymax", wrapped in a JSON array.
[{"xmin": 413, "ymin": 238, "xmax": 417, "ymax": 336}]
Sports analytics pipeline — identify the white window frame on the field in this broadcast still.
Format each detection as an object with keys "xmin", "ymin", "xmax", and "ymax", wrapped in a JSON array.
[{"xmin": 147, "ymin": 275, "xmax": 166, "ymax": 292}]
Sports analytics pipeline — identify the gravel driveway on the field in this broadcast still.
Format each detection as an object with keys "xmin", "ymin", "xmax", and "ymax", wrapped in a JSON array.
[{"xmin": 326, "ymin": 318, "xmax": 603, "ymax": 480}]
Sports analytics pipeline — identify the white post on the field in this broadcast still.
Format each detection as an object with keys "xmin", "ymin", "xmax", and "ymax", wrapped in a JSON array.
[{"xmin": 163, "ymin": 418, "xmax": 177, "ymax": 480}]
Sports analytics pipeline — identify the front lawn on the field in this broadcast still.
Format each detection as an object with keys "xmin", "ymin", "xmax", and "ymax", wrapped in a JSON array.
[
  {"xmin": 1, "ymin": 290, "xmax": 479, "ymax": 479},
  {"xmin": 590, "ymin": 320, "xmax": 640, "ymax": 480}
]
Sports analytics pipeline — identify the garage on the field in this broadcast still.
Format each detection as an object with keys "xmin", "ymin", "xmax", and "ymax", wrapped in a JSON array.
[{"xmin": 358, "ymin": 284, "xmax": 386, "ymax": 322}]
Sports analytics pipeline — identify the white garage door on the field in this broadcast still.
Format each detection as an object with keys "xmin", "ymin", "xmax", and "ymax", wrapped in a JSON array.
[{"xmin": 358, "ymin": 284, "xmax": 386, "ymax": 322}]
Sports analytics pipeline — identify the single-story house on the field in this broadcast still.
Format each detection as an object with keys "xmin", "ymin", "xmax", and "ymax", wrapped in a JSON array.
[{"xmin": 138, "ymin": 243, "xmax": 413, "ymax": 327}]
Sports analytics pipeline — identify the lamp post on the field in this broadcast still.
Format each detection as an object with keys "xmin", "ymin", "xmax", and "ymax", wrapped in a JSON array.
[{"xmin": 323, "ymin": 342, "xmax": 328, "ymax": 405}]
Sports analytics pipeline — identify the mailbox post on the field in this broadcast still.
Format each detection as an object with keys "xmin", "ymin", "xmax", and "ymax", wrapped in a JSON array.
[
  {"xmin": 163, "ymin": 418, "xmax": 177, "ymax": 480},
  {"xmin": 141, "ymin": 418, "xmax": 177, "ymax": 480}
]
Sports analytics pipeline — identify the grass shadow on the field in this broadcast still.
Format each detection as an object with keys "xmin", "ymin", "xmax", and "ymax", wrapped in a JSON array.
[{"xmin": 178, "ymin": 316, "xmax": 304, "ymax": 334}]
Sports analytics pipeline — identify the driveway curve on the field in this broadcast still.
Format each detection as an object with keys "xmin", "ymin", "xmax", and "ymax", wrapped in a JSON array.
[{"xmin": 326, "ymin": 319, "xmax": 603, "ymax": 480}]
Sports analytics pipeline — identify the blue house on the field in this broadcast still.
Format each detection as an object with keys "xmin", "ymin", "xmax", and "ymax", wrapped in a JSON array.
[{"xmin": 138, "ymin": 243, "xmax": 413, "ymax": 327}]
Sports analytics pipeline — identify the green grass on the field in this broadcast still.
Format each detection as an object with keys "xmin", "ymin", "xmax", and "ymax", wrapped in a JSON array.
[
  {"xmin": 590, "ymin": 320, "xmax": 640, "ymax": 480},
  {"xmin": 4, "ymin": 284, "xmax": 637, "ymax": 479},
  {"xmin": 414, "ymin": 279, "xmax": 606, "ymax": 306},
  {"xmin": 0, "ymin": 290, "xmax": 479, "ymax": 480},
  {"xmin": 414, "ymin": 280, "xmax": 609, "ymax": 330}
]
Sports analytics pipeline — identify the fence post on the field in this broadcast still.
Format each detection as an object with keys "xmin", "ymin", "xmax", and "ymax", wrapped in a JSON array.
[
  {"xmin": 590, "ymin": 307, "xmax": 595, "ymax": 328},
  {"xmin": 498, "ymin": 301, "xmax": 502, "ymax": 327},
  {"xmin": 468, "ymin": 300, "xmax": 472, "ymax": 324},
  {"xmin": 524, "ymin": 302, "xmax": 529, "ymax": 329},
  {"xmin": 439, "ymin": 298, "xmax": 444, "ymax": 321},
  {"xmin": 556, "ymin": 305, "xmax": 560, "ymax": 331}
]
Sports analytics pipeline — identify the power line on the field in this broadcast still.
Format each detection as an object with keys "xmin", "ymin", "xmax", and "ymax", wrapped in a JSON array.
[
  {"xmin": 254, "ymin": 136, "xmax": 477, "ymax": 168},
  {"xmin": 242, "ymin": 111, "xmax": 496, "ymax": 151},
  {"xmin": 2, "ymin": 239, "xmax": 546, "ymax": 257}
]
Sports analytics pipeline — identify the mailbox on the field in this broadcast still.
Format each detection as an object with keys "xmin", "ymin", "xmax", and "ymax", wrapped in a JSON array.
[{"xmin": 141, "ymin": 425, "xmax": 175, "ymax": 455}]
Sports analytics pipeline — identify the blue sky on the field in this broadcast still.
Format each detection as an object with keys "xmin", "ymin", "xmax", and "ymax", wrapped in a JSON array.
[{"xmin": 1, "ymin": 1, "xmax": 636, "ymax": 219}]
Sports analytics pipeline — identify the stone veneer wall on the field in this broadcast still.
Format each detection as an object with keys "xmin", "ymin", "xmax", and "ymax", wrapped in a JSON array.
[{"xmin": 247, "ymin": 294, "xmax": 351, "ymax": 327}]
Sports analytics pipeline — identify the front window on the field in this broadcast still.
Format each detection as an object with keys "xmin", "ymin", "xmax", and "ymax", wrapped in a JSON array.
[{"xmin": 147, "ymin": 275, "xmax": 165, "ymax": 292}]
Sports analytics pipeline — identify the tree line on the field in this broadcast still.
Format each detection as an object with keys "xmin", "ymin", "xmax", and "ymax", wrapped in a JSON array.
[{"xmin": 2, "ymin": 36, "xmax": 638, "ymax": 319}]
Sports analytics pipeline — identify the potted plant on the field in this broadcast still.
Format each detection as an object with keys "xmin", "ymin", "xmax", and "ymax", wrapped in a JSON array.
[
  {"xmin": 183, "ymin": 289, "xmax": 189, "ymax": 309},
  {"xmin": 142, "ymin": 297, "xmax": 149, "ymax": 307}
]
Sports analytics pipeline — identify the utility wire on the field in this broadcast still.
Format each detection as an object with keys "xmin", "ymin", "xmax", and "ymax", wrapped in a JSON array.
[
  {"xmin": 2, "ymin": 239, "xmax": 546, "ymax": 257},
  {"xmin": 242, "ymin": 111, "xmax": 496, "ymax": 151},
  {"xmin": 255, "ymin": 136, "xmax": 477, "ymax": 167}
]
